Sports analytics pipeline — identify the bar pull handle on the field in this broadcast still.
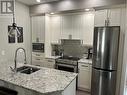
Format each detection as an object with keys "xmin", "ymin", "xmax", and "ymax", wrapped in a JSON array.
[
  {"xmin": 36, "ymin": 59, "xmax": 41, "ymax": 60},
  {"xmin": 81, "ymin": 65, "xmax": 89, "ymax": 68}
]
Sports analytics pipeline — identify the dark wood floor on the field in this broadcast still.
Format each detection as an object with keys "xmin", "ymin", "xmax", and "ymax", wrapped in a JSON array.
[{"xmin": 76, "ymin": 90, "xmax": 90, "ymax": 95}]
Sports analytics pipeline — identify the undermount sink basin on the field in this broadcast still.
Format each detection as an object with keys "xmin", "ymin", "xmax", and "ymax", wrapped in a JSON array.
[{"xmin": 17, "ymin": 66, "xmax": 40, "ymax": 74}]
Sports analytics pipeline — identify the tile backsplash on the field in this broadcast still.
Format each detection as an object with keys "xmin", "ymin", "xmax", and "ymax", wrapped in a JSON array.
[{"xmin": 51, "ymin": 40, "xmax": 92, "ymax": 58}]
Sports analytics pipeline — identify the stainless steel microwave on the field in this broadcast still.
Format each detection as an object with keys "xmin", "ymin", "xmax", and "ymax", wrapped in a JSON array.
[{"xmin": 32, "ymin": 43, "xmax": 44, "ymax": 52}]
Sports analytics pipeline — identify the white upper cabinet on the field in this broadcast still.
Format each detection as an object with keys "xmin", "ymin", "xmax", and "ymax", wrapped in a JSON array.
[
  {"xmin": 94, "ymin": 10, "xmax": 108, "ymax": 27},
  {"xmin": 31, "ymin": 16, "xmax": 45, "ymax": 43},
  {"xmin": 82, "ymin": 13, "xmax": 94, "ymax": 45},
  {"xmin": 60, "ymin": 13, "xmax": 94, "ymax": 41},
  {"xmin": 61, "ymin": 15, "xmax": 73, "ymax": 39},
  {"xmin": 72, "ymin": 15, "xmax": 84, "ymax": 39},
  {"xmin": 94, "ymin": 8, "xmax": 122, "ymax": 27},
  {"xmin": 50, "ymin": 15, "xmax": 61, "ymax": 44},
  {"xmin": 108, "ymin": 8, "xmax": 121, "ymax": 26}
]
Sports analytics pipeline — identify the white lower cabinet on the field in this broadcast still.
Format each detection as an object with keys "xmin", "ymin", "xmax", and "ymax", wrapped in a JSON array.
[
  {"xmin": 78, "ymin": 62, "xmax": 92, "ymax": 92},
  {"xmin": 44, "ymin": 58, "xmax": 55, "ymax": 68},
  {"xmin": 32, "ymin": 53, "xmax": 55, "ymax": 69},
  {"xmin": 32, "ymin": 52, "xmax": 45, "ymax": 67}
]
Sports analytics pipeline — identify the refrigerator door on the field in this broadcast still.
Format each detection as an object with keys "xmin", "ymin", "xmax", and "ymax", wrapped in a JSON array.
[
  {"xmin": 91, "ymin": 68, "xmax": 116, "ymax": 95},
  {"xmin": 93, "ymin": 26, "xmax": 120, "ymax": 70}
]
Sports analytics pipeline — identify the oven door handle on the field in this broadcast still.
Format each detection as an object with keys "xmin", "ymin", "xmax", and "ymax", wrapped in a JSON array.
[{"xmin": 56, "ymin": 64, "xmax": 76, "ymax": 68}]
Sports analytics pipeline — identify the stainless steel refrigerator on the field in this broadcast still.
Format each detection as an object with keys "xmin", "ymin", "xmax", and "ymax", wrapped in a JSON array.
[{"xmin": 91, "ymin": 26, "xmax": 120, "ymax": 95}]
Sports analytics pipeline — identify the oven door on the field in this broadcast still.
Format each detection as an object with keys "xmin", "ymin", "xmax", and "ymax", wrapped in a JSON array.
[{"xmin": 56, "ymin": 63, "xmax": 77, "ymax": 73}]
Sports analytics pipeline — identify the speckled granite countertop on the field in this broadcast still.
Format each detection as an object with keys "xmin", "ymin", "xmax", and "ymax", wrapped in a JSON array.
[
  {"xmin": 78, "ymin": 58, "xmax": 92, "ymax": 65},
  {"xmin": 0, "ymin": 62, "xmax": 77, "ymax": 94}
]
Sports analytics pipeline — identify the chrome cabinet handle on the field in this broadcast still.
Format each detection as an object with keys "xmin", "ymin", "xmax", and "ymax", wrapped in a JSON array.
[
  {"xmin": 81, "ymin": 65, "xmax": 89, "ymax": 67},
  {"xmin": 36, "ymin": 54, "xmax": 41, "ymax": 56},
  {"xmin": 48, "ymin": 60, "xmax": 53, "ymax": 62},
  {"xmin": 36, "ymin": 59, "xmax": 40, "ymax": 60},
  {"xmin": 36, "ymin": 65, "xmax": 40, "ymax": 66}
]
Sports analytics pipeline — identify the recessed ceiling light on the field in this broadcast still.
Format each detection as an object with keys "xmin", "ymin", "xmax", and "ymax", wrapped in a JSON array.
[
  {"xmin": 50, "ymin": 13, "xmax": 54, "ymax": 15},
  {"xmin": 85, "ymin": 9, "xmax": 90, "ymax": 11},
  {"xmin": 36, "ymin": 0, "xmax": 41, "ymax": 3}
]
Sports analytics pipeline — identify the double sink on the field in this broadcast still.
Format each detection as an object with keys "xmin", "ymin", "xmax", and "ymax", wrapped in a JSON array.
[{"xmin": 17, "ymin": 66, "xmax": 40, "ymax": 74}]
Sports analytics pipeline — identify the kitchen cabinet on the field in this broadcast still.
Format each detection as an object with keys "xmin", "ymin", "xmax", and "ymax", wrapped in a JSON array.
[
  {"xmin": 94, "ymin": 8, "xmax": 121, "ymax": 26},
  {"xmin": 61, "ymin": 14, "xmax": 86, "ymax": 40},
  {"xmin": 32, "ymin": 52, "xmax": 45, "ymax": 67},
  {"xmin": 50, "ymin": 15, "xmax": 61, "ymax": 44},
  {"xmin": 45, "ymin": 58, "xmax": 55, "ymax": 68},
  {"xmin": 32, "ymin": 52, "xmax": 55, "ymax": 68},
  {"xmin": 94, "ymin": 10, "xmax": 108, "ymax": 26},
  {"xmin": 45, "ymin": 12, "xmax": 94, "ymax": 56},
  {"xmin": 61, "ymin": 15, "xmax": 73, "ymax": 39},
  {"xmin": 31, "ymin": 16, "xmax": 45, "ymax": 43},
  {"xmin": 32, "ymin": 52, "xmax": 55, "ymax": 69},
  {"xmin": 82, "ymin": 13, "xmax": 94, "ymax": 45},
  {"xmin": 61, "ymin": 13, "xmax": 94, "ymax": 45},
  {"xmin": 78, "ymin": 62, "xmax": 92, "ymax": 92},
  {"xmin": 109, "ymin": 8, "xmax": 121, "ymax": 26}
]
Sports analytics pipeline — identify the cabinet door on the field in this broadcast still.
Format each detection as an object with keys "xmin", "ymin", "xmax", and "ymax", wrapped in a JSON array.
[
  {"xmin": 78, "ymin": 63, "xmax": 91, "ymax": 90},
  {"xmin": 82, "ymin": 13, "xmax": 94, "ymax": 45},
  {"xmin": 108, "ymin": 8, "xmax": 121, "ymax": 26},
  {"xmin": 94, "ymin": 10, "xmax": 108, "ymax": 26},
  {"xmin": 31, "ymin": 16, "xmax": 45, "ymax": 43},
  {"xmin": 50, "ymin": 15, "xmax": 61, "ymax": 44},
  {"xmin": 61, "ymin": 15, "xmax": 73, "ymax": 39},
  {"xmin": 72, "ymin": 14, "xmax": 83, "ymax": 39},
  {"xmin": 31, "ymin": 17, "xmax": 38, "ymax": 42}
]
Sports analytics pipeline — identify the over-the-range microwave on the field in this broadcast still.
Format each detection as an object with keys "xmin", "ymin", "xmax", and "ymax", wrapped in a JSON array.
[{"xmin": 32, "ymin": 43, "xmax": 44, "ymax": 53}]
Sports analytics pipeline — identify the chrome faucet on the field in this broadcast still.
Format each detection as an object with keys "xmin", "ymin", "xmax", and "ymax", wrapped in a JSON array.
[{"xmin": 10, "ymin": 47, "xmax": 27, "ymax": 73}]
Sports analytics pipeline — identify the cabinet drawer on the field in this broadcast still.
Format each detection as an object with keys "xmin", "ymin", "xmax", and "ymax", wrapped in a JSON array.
[
  {"xmin": 78, "ymin": 63, "xmax": 90, "ymax": 71},
  {"xmin": 32, "ymin": 57, "xmax": 44, "ymax": 61},
  {"xmin": 45, "ymin": 58, "xmax": 55, "ymax": 63},
  {"xmin": 78, "ymin": 63, "xmax": 92, "ymax": 91},
  {"xmin": 32, "ymin": 52, "xmax": 45, "ymax": 57},
  {"xmin": 32, "ymin": 60, "xmax": 43, "ymax": 67},
  {"xmin": 45, "ymin": 58, "xmax": 55, "ymax": 68}
]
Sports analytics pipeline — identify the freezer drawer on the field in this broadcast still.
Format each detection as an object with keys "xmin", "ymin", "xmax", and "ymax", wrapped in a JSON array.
[{"xmin": 91, "ymin": 68, "xmax": 116, "ymax": 95}]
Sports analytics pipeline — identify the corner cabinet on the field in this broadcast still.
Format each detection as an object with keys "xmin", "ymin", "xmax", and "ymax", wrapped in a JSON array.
[
  {"xmin": 94, "ymin": 8, "xmax": 122, "ymax": 27},
  {"xmin": 78, "ymin": 62, "xmax": 92, "ymax": 92}
]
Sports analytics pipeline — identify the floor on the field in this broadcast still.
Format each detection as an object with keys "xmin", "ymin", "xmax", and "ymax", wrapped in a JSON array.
[{"xmin": 76, "ymin": 90, "xmax": 90, "ymax": 95}]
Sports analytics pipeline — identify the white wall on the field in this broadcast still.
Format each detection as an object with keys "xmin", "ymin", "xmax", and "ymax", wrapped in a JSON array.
[
  {"xmin": 119, "ymin": 4, "xmax": 127, "ymax": 95},
  {"xmin": 0, "ymin": 1, "xmax": 31, "ymax": 64}
]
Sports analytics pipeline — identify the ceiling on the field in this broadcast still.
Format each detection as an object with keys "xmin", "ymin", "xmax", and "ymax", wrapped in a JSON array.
[{"xmin": 17, "ymin": 0, "xmax": 62, "ymax": 5}]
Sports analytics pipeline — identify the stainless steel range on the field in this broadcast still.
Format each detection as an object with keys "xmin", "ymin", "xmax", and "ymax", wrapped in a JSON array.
[
  {"xmin": 55, "ymin": 56, "xmax": 79, "ymax": 73},
  {"xmin": 55, "ymin": 56, "xmax": 80, "ymax": 89}
]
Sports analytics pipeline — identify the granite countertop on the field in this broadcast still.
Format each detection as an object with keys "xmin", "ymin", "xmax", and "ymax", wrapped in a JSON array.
[
  {"xmin": 45, "ymin": 56, "xmax": 61, "ymax": 59},
  {"xmin": 78, "ymin": 58, "xmax": 92, "ymax": 65},
  {"xmin": 0, "ymin": 62, "xmax": 77, "ymax": 94}
]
